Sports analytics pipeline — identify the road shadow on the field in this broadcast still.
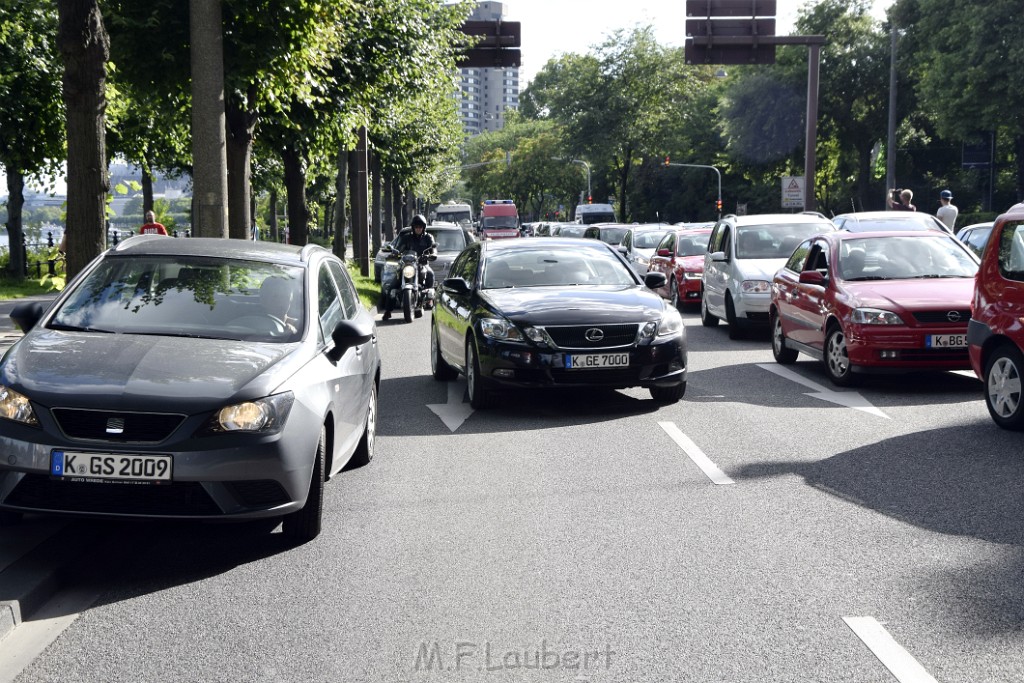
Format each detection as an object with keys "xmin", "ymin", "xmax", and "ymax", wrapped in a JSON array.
[{"xmin": 733, "ymin": 424, "xmax": 1024, "ymax": 634}]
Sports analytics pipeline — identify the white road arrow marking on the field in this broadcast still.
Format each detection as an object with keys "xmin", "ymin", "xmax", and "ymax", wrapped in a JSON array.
[
  {"xmin": 758, "ymin": 364, "xmax": 890, "ymax": 419},
  {"xmin": 427, "ymin": 380, "xmax": 475, "ymax": 432}
]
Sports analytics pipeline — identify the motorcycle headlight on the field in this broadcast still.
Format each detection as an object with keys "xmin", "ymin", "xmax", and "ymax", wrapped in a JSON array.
[
  {"xmin": 402, "ymin": 265, "xmax": 416, "ymax": 279},
  {"xmin": 851, "ymin": 308, "xmax": 904, "ymax": 325},
  {"xmin": 204, "ymin": 392, "xmax": 294, "ymax": 434},
  {"xmin": 0, "ymin": 385, "xmax": 39, "ymax": 426},
  {"xmin": 741, "ymin": 280, "xmax": 771, "ymax": 293},
  {"xmin": 480, "ymin": 317, "xmax": 524, "ymax": 342}
]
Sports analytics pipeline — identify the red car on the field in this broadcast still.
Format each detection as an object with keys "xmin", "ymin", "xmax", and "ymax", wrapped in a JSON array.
[
  {"xmin": 770, "ymin": 230, "xmax": 979, "ymax": 386},
  {"xmin": 647, "ymin": 227, "xmax": 713, "ymax": 309},
  {"xmin": 967, "ymin": 202, "xmax": 1024, "ymax": 429}
]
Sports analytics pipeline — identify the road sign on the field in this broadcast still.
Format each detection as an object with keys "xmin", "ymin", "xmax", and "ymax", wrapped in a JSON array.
[
  {"xmin": 686, "ymin": 43, "xmax": 775, "ymax": 65},
  {"xmin": 458, "ymin": 20, "xmax": 522, "ymax": 68},
  {"xmin": 684, "ymin": 1, "xmax": 777, "ymax": 65},
  {"xmin": 685, "ymin": 0, "xmax": 776, "ymax": 16},
  {"xmin": 782, "ymin": 176, "xmax": 805, "ymax": 208}
]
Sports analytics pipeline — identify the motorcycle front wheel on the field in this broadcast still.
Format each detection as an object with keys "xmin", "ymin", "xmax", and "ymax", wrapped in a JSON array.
[{"xmin": 402, "ymin": 288, "xmax": 414, "ymax": 323}]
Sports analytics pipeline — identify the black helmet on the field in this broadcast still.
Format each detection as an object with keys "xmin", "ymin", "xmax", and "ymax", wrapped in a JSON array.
[{"xmin": 412, "ymin": 214, "xmax": 427, "ymax": 228}]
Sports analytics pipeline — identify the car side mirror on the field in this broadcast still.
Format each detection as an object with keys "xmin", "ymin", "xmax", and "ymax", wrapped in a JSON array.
[
  {"xmin": 710, "ymin": 251, "xmax": 728, "ymax": 262},
  {"xmin": 799, "ymin": 270, "xmax": 827, "ymax": 286},
  {"xmin": 10, "ymin": 302, "xmax": 45, "ymax": 333},
  {"xmin": 442, "ymin": 277, "xmax": 471, "ymax": 295},
  {"xmin": 617, "ymin": 245, "xmax": 628, "ymax": 254},
  {"xmin": 644, "ymin": 272, "xmax": 667, "ymax": 289},
  {"xmin": 656, "ymin": 248, "xmax": 672, "ymax": 257},
  {"xmin": 329, "ymin": 319, "xmax": 374, "ymax": 361}
]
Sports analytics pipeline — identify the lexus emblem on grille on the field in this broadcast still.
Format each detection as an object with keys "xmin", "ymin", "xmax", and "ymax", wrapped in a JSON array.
[
  {"xmin": 585, "ymin": 328, "xmax": 605, "ymax": 342},
  {"xmin": 106, "ymin": 417, "xmax": 125, "ymax": 435},
  {"xmin": 946, "ymin": 311, "xmax": 962, "ymax": 323}
]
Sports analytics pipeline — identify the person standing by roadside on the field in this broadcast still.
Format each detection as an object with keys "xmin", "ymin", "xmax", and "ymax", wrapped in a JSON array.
[
  {"xmin": 936, "ymin": 189, "xmax": 958, "ymax": 233},
  {"xmin": 139, "ymin": 210, "xmax": 168, "ymax": 235},
  {"xmin": 887, "ymin": 188, "xmax": 917, "ymax": 212}
]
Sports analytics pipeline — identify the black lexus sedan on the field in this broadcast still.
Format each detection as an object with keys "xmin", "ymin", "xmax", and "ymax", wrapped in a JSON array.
[{"xmin": 430, "ymin": 238, "xmax": 687, "ymax": 407}]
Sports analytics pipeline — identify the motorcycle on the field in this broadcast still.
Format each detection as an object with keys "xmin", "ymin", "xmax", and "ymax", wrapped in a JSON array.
[{"xmin": 381, "ymin": 248, "xmax": 437, "ymax": 323}]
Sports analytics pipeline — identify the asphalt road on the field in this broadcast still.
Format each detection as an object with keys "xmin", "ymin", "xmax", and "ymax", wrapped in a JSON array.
[{"xmin": 3, "ymin": 306, "xmax": 1023, "ymax": 683}]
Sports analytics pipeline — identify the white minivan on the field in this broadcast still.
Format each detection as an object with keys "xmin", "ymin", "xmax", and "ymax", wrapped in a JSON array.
[
  {"xmin": 575, "ymin": 203, "xmax": 616, "ymax": 225},
  {"xmin": 701, "ymin": 213, "xmax": 835, "ymax": 339}
]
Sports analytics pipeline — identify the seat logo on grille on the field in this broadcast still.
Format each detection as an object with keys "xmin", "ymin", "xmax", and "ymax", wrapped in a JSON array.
[
  {"xmin": 946, "ymin": 311, "xmax": 962, "ymax": 323},
  {"xmin": 106, "ymin": 417, "xmax": 125, "ymax": 435},
  {"xmin": 585, "ymin": 328, "xmax": 605, "ymax": 342}
]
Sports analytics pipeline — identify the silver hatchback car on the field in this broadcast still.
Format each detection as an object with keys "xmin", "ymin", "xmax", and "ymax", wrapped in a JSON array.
[{"xmin": 0, "ymin": 236, "xmax": 379, "ymax": 543}]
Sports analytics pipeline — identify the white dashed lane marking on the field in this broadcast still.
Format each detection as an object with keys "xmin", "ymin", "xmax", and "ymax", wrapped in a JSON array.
[{"xmin": 658, "ymin": 421, "xmax": 735, "ymax": 486}]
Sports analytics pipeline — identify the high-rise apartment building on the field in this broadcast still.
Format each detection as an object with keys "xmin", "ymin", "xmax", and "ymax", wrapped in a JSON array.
[{"xmin": 458, "ymin": 1, "xmax": 520, "ymax": 136}]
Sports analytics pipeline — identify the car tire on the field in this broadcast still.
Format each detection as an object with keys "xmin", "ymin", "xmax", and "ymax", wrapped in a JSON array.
[
  {"xmin": 669, "ymin": 278, "xmax": 680, "ymax": 310},
  {"xmin": 431, "ymin": 321, "xmax": 457, "ymax": 381},
  {"xmin": 402, "ymin": 289, "xmax": 413, "ymax": 323},
  {"xmin": 466, "ymin": 338, "xmax": 496, "ymax": 409},
  {"xmin": 650, "ymin": 382, "xmax": 686, "ymax": 404},
  {"xmin": 771, "ymin": 311, "xmax": 798, "ymax": 365},
  {"xmin": 984, "ymin": 344, "xmax": 1024, "ymax": 430},
  {"xmin": 350, "ymin": 383, "xmax": 377, "ymax": 467},
  {"xmin": 825, "ymin": 324, "xmax": 858, "ymax": 387},
  {"xmin": 726, "ymin": 294, "xmax": 744, "ymax": 340},
  {"xmin": 700, "ymin": 292, "xmax": 719, "ymax": 327},
  {"xmin": 282, "ymin": 426, "xmax": 325, "ymax": 543}
]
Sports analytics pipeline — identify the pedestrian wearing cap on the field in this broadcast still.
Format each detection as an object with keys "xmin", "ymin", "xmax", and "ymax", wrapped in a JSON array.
[{"xmin": 936, "ymin": 190, "xmax": 958, "ymax": 233}]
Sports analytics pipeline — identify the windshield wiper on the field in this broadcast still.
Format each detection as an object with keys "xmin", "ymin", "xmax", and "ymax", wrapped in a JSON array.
[
  {"xmin": 844, "ymin": 276, "xmax": 889, "ymax": 281},
  {"xmin": 47, "ymin": 322, "xmax": 116, "ymax": 334},
  {"xmin": 130, "ymin": 331, "xmax": 245, "ymax": 341}
]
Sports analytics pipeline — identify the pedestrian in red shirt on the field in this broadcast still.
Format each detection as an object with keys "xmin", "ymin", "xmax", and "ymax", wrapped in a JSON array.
[{"xmin": 140, "ymin": 211, "xmax": 169, "ymax": 235}]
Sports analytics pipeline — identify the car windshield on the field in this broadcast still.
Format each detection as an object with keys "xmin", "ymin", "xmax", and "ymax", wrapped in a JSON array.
[
  {"xmin": 596, "ymin": 227, "xmax": 628, "ymax": 245},
  {"xmin": 558, "ymin": 226, "xmax": 588, "ymax": 238},
  {"xmin": 429, "ymin": 229, "xmax": 467, "ymax": 253},
  {"xmin": 482, "ymin": 246, "xmax": 637, "ymax": 288},
  {"xmin": 843, "ymin": 217, "xmax": 941, "ymax": 232},
  {"xmin": 483, "ymin": 216, "xmax": 518, "ymax": 229},
  {"xmin": 677, "ymin": 234, "xmax": 709, "ymax": 256},
  {"xmin": 838, "ymin": 236, "xmax": 979, "ymax": 281},
  {"xmin": 50, "ymin": 256, "xmax": 306, "ymax": 343},
  {"xmin": 634, "ymin": 230, "xmax": 670, "ymax": 248},
  {"xmin": 436, "ymin": 210, "xmax": 471, "ymax": 223},
  {"xmin": 736, "ymin": 223, "xmax": 833, "ymax": 259}
]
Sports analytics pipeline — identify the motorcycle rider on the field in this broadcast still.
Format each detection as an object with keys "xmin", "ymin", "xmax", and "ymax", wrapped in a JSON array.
[{"xmin": 382, "ymin": 214, "xmax": 436, "ymax": 320}]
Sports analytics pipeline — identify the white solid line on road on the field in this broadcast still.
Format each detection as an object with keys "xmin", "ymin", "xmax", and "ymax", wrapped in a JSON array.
[
  {"xmin": 758, "ymin": 364, "xmax": 890, "ymax": 419},
  {"xmin": 0, "ymin": 584, "xmax": 105, "ymax": 683},
  {"xmin": 843, "ymin": 616, "xmax": 938, "ymax": 683},
  {"xmin": 658, "ymin": 422, "xmax": 735, "ymax": 486}
]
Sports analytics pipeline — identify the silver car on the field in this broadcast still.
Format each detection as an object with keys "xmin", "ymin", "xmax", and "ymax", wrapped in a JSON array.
[{"xmin": 0, "ymin": 236, "xmax": 379, "ymax": 543}]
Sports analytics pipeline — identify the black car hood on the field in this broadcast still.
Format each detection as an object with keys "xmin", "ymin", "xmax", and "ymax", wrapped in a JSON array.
[
  {"xmin": 480, "ymin": 286, "xmax": 665, "ymax": 325},
  {"xmin": 1, "ymin": 330, "xmax": 304, "ymax": 412}
]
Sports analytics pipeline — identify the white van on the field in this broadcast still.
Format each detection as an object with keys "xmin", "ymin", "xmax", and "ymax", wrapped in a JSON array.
[
  {"xmin": 433, "ymin": 202, "xmax": 473, "ymax": 227},
  {"xmin": 575, "ymin": 203, "xmax": 616, "ymax": 225}
]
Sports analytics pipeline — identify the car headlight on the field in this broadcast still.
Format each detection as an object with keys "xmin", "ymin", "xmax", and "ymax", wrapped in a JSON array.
[
  {"xmin": 657, "ymin": 307, "xmax": 684, "ymax": 337},
  {"xmin": 636, "ymin": 254, "xmax": 650, "ymax": 265},
  {"xmin": 0, "ymin": 385, "xmax": 39, "ymax": 427},
  {"xmin": 204, "ymin": 392, "xmax": 294, "ymax": 434},
  {"xmin": 683, "ymin": 270, "xmax": 702, "ymax": 280},
  {"xmin": 741, "ymin": 280, "xmax": 771, "ymax": 293},
  {"xmin": 480, "ymin": 317, "xmax": 524, "ymax": 342},
  {"xmin": 851, "ymin": 308, "xmax": 905, "ymax": 325}
]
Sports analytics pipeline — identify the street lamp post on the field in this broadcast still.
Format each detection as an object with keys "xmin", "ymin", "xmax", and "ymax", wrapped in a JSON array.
[
  {"xmin": 665, "ymin": 162, "xmax": 722, "ymax": 219},
  {"xmin": 570, "ymin": 159, "xmax": 591, "ymax": 201}
]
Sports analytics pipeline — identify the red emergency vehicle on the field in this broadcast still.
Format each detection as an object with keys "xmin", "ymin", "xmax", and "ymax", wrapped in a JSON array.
[{"xmin": 480, "ymin": 200, "xmax": 520, "ymax": 239}]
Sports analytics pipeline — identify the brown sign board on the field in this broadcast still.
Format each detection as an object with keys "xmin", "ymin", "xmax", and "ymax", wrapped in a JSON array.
[
  {"xmin": 686, "ymin": 18, "xmax": 776, "ymax": 37},
  {"xmin": 685, "ymin": 42, "xmax": 776, "ymax": 65},
  {"xmin": 457, "ymin": 49, "xmax": 522, "ymax": 68},
  {"xmin": 685, "ymin": 0, "xmax": 776, "ymax": 16}
]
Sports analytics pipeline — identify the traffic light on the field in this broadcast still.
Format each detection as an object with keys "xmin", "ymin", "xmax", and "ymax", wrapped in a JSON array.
[
  {"xmin": 716, "ymin": 198, "xmax": 723, "ymax": 212},
  {"xmin": 664, "ymin": 155, "xmax": 670, "ymax": 166},
  {"xmin": 587, "ymin": 195, "xmax": 592, "ymax": 204}
]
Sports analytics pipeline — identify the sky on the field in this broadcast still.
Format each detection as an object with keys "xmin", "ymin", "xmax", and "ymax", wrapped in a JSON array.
[{"xmin": 512, "ymin": 0, "xmax": 894, "ymax": 86}]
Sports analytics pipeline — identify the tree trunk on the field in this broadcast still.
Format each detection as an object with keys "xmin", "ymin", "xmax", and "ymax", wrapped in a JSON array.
[
  {"xmin": 226, "ymin": 86, "xmax": 257, "ymax": 240},
  {"xmin": 282, "ymin": 144, "xmax": 309, "ymax": 246},
  {"xmin": 334, "ymin": 147, "xmax": 349, "ymax": 260},
  {"xmin": 189, "ymin": 0, "xmax": 228, "ymax": 237},
  {"xmin": 250, "ymin": 193, "xmax": 258, "ymax": 239},
  {"xmin": 142, "ymin": 163, "xmax": 154, "ymax": 214},
  {"xmin": 370, "ymin": 152, "xmax": 382, "ymax": 254},
  {"xmin": 618, "ymin": 146, "xmax": 633, "ymax": 222},
  {"xmin": 4, "ymin": 170, "xmax": 26, "ymax": 280},
  {"xmin": 57, "ymin": 0, "xmax": 110, "ymax": 280},
  {"xmin": 269, "ymin": 189, "xmax": 279, "ymax": 242},
  {"xmin": 392, "ymin": 179, "xmax": 404, "ymax": 233},
  {"xmin": 383, "ymin": 175, "xmax": 394, "ymax": 241}
]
